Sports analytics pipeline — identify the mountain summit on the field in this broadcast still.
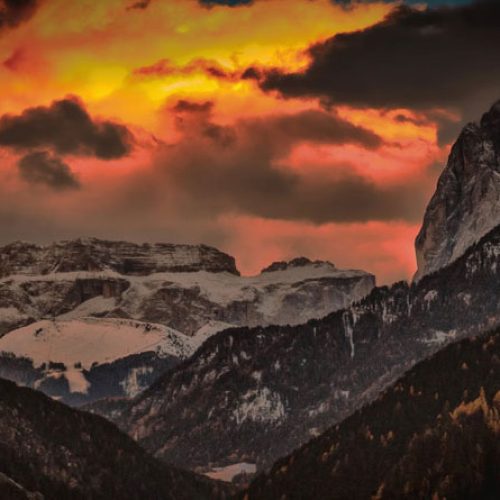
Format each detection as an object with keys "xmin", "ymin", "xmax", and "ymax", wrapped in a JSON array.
[
  {"xmin": 0, "ymin": 238, "xmax": 239, "ymax": 277},
  {"xmin": 415, "ymin": 100, "xmax": 500, "ymax": 279}
]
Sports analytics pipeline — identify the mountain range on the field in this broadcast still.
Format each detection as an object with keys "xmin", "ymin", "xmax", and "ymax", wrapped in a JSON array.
[
  {"xmin": 85, "ymin": 100, "xmax": 500, "ymax": 478},
  {"xmin": 0, "ymin": 242, "xmax": 373, "ymax": 405},
  {"xmin": 0, "ymin": 100, "xmax": 500, "ymax": 497},
  {"xmin": 88, "ymin": 219, "xmax": 500, "ymax": 475}
]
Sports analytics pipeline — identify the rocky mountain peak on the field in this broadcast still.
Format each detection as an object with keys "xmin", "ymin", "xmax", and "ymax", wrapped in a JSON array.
[
  {"xmin": 480, "ymin": 99, "xmax": 500, "ymax": 149},
  {"xmin": 414, "ymin": 99, "xmax": 500, "ymax": 280},
  {"xmin": 0, "ymin": 238, "xmax": 240, "ymax": 277},
  {"xmin": 260, "ymin": 257, "xmax": 335, "ymax": 274}
]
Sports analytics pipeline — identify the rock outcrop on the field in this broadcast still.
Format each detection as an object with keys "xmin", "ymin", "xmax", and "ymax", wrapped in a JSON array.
[
  {"xmin": 415, "ymin": 100, "xmax": 500, "ymax": 279},
  {"xmin": 0, "ymin": 238, "xmax": 239, "ymax": 277}
]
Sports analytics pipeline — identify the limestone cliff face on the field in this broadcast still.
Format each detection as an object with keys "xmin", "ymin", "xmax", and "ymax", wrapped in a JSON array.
[
  {"xmin": 0, "ymin": 238, "xmax": 239, "ymax": 277},
  {"xmin": 0, "ymin": 247, "xmax": 374, "ymax": 338},
  {"xmin": 415, "ymin": 100, "xmax": 500, "ymax": 280}
]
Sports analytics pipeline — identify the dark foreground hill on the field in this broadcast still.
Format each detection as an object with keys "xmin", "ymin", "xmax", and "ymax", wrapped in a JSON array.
[
  {"xmin": 0, "ymin": 378, "xmax": 230, "ymax": 500},
  {"xmin": 243, "ymin": 328, "xmax": 500, "ymax": 499}
]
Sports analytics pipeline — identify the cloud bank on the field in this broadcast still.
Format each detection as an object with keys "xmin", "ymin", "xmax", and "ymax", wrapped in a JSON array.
[{"xmin": 252, "ymin": 1, "xmax": 500, "ymax": 140}]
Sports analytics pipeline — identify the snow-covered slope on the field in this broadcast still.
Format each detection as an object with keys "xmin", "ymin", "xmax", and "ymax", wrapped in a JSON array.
[
  {"xmin": 0, "ymin": 252, "xmax": 374, "ymax": 337},
  {"xmin": 415, "ymin": 100, "xmax": 500, "ymax": 279},
  {"xmin": 0, "ymin": 317, "xmax": 195, "ymax": 368},
  {"xmin": 0, "ymin": 318, "xmax": 195, "ymax": 404}
]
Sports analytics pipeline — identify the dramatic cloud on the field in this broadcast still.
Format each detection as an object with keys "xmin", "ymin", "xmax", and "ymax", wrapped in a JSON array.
[
  {"xmin": 172, "ymin": 100, "xmax": 215, "ymax": 114},
  {"xmin": 0, "ymin": 97, "xmax": 133, "ymax": 159},
  {"xmin": 0, "ymin": 0, "xmax": 39, "ymax": 32},
  {"xmin": 256, "ymin": 1, "xmax": 500, "ymax": 120},
  {"xmin": 133, "ymin": 58, "xmax": 238, "ymax": 81},
  {"xmin": 127, "ymin": 0, "xmax": 151, "ymax": 10},
  {"xmin": 129, "ymin": 0, "xmax": 471, "ymax": 11},
  {"xmin": 199, "ymin": 0, "xmax": 253, "ymax": 7},
  {"xmin": 128, "ymin": 0, "xmax": 253, "ymax": 11},
  {"xmin": 160, "ymin": 101, "xmax": 427, "ymax": 224},
  {"xmin": 330, "ymin": 0, "xmax": 473, "ymax": 6},
  {"xmin": 18, "ymin": 151, "xmax": 80, "ymax": 191},
  {"xmin": 0, "ymin": 0, "xmax": 467, "ymax": 284}
]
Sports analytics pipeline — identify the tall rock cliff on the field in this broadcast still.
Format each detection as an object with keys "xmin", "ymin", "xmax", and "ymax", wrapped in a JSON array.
[
  {"xmin": 415, "ymin": 100, "xmax": 500, "ymax": 279},
  {"xmin": 0, "ymin": 238, "xmax": 239, "ymax": 277}
]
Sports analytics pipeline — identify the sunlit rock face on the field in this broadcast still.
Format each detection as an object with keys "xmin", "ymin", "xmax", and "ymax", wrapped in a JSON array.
[{"xmin": 415, "ymin": 100, "xmax": 500, "ymax": 280}]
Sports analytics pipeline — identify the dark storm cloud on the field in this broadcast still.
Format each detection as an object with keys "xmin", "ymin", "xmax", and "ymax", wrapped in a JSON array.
[
  {"xmin": 172, "ymin": 99, "xmax": 382, "ymax": 148},
  {"xmin": 198, "ymin": 0, "xmax": 253, "ymax": 7},
  {"xmin": 172, "ymin": 100, "xmax": 215, "ymax": 114},
  {"xmin": 133, "ymin": 58, "xmax": 238, "ymax": 82},
  {"xmin": 257, "ymin": 1, "xmax": 500, "ymax": 116},
  {"xmin": 0, "ymin": 97, "xmax": 133, "ymax": 159},
  {"xmin": 171, "ymin": 152, "xmax": 426, "ymax": 223},
  {"xmin": 0, "ymin": 0, "xmax": 39, "ymax": 32},
  {"xmin": 330, "ymin": 0, "xmax": 474, "ymax": 6},
  {"xmin": 160, "ymin": 106, "xmax": 427, "ymax": 224},
  {"xmin": 127, "ymin": 0, "xmax": 150, "ymax": 10},
  {"xmin": 18, "ymin": 151, "xmax": 80, "ymax": 191},
  {"xmin": 263, "ymin": 110, "xmax": 382, "ymax": 149},
  {"xmin": 127, "ymin": 0, "xmax": 253, "ymax": 11}
]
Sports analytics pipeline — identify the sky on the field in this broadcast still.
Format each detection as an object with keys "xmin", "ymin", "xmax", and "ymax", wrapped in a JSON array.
[{"xmin": 0, "ymin": 0, "xmax": 498, "ymax": 284}]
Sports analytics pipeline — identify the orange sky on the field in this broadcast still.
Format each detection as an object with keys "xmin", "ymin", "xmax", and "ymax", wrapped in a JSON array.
[{"xmin": 0, "ymin": 0, "xmax": 465, "ymax": 284}]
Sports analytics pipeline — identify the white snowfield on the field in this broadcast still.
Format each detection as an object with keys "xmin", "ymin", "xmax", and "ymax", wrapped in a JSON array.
[
  {"xmin": 0, "ymin": 317, "xmax": 197, "ymax": 370},
  {"xmin": 1, "ymin": 260, "xmax": 373, "ymax": 330}
]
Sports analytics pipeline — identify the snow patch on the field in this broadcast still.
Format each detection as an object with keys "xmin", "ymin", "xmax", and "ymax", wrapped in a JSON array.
[
  {"xmin": 120, "ymin": 366, "xmax": 154, "ymax": 397},
  {"xmin": 421, "ymin": 329, "xmax": 457, "ymax": 346},
  {"xmin": 233, "ymin": 387, "xmax": 285, "ymax": 425},
  {"xmin": 64, "ymin": 369, "xmax": 90, "ymax": 394},
  {"xmin": 458, "ymin": 292, "xmax": 472, "ymax": 306},
  {"xmin": 342, "ymin": 311, "xmax": 355, "ymax": 358},
  {"xmin": 204, "ymin": 463, "xmax": 256, "ymax": 482},
  {"xmin": 424, "ymin": 290, "xmax": 438, "ymax": 306},
  {"xmin": 308, "ymin": 401, "xmax": 329, "ymax": 417}
]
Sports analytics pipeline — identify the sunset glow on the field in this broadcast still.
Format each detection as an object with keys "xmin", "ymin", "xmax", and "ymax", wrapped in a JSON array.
[{"xmin": 0, "ymin": 0, "xmax": 492, "ymax": 283}]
